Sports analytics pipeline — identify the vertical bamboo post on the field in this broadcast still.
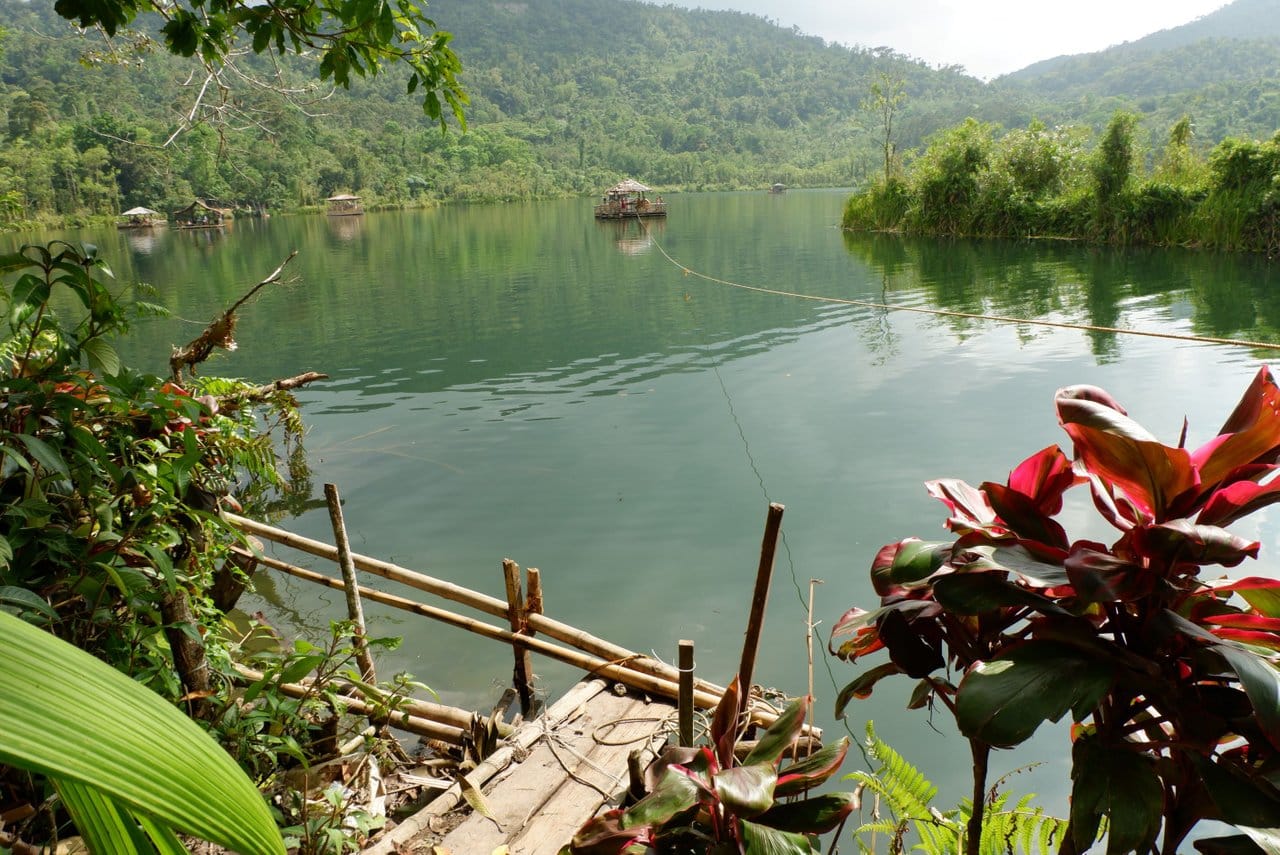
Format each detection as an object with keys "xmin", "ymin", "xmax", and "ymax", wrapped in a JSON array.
[
  {"xmin": 678, "ymin": 639, "xmax": 695, "ymax": 748},
  {"xmin": 503, "ymin": 558, "xmax": 535, "ymax": 715},
  {"xmin": 325, "ymin": 483, "xmax": 376, "ymax": 682},
  {"xmin": 737, "ymin": 502, "xmax": 784, "ymax": 717}
]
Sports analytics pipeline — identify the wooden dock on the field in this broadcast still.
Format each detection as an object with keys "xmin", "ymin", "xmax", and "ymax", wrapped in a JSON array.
[{"xmin": 365, "ymin": 678, "xmax": 674, "ymax": 854}]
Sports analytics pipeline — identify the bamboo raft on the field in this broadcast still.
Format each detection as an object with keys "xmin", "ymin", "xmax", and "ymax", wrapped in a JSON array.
[{"xmin": 226, "ymin": 494, "xmax": 817, "ymax": 853}]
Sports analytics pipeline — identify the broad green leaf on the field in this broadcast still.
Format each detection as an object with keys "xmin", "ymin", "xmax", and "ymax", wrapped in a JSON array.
[
  {"xmin": 775, "ymin": 737, "xmax": 850, "ymax": 795},
  {"xmin": 738, "ymin": 817, "xmax": 817, "ymax": 854},
  {"xmin": 1070, "ymin": 734, "xmax": 1162, "ymax": 855},
  {"xmin": 714, "ymin": 763, "xmax": 776, "ymax": 817},
  {"xmin": 622, "ymin": 769, "xmax": 701, "ymax": 829},
  {"xmin": 1189, "ymin": 754, "xmax": 1280, "ymax": 830},
  {"xmin": 55, "ymin": 777, "xmax": 156, "ymax": 854},
  {"xmin": 988, "ymin": 543, "xmax": 1072, "ymax": 588},
  {"xmin": 1218, "ymin": 644, "xmax": 1280, "ymax": 749},
  {"xmin": 1213, "ymin": 577, "xmax": 1280, "ymax": 618},
  {"xmin": 931, "ymin": 571, "xmax": 1070, "ymax": 616},
  {"xmin": 17, "ymin": 434, "xmax": 70, "ymax": 479},
  {"xmin": 835, "ymin": 663, "xmax": 902, "ymax": 716},
  {"xmin": 755, "ymin": 791, "xmax": 858, "ymax": 834},
  {"xmin": 0, "ymin": 585, "xmax": 56, "ymax": 620},
  {"xmin": 743, "ymin": 697, "xmax": 807, "ymax": 766},
  {"xmin": 870, "ymin": 538, "xmax": 950, "ymax": 596},
  {"xmin": 83, "ymin": 338, "xmax": 121, "ymax": 377},
  {"xmin": 955, "ymin": 641, "xmax": 1113, "ymax": 747},
  {"xmin": 0, "ymin": 610, "xmax": 285, "ymax": 855}
]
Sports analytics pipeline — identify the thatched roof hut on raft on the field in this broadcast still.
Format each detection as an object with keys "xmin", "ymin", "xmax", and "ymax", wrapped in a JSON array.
[
  {"xmin": 594, "ymin": 179, "xmax": 666, "ymax": 219},
  {"xmin": 172, "ymin": 199, "xmax": 231, "ymax": 229}
]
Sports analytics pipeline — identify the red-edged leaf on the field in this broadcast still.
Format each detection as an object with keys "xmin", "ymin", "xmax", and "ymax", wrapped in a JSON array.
[
  {"xmin": 1209, "ymin": 629, "xmax": 1280, "ymax": 651},
  {"xmin": 1210, "ymin": 577, "xmax": 1280, "ymax": 618},
  {"xmin": 835, "ymin": 663, "xmax": 902, "ymax": 716},
  {"xmin": 711, "ymin": 677, "xmax": 741, "ymax": 769},
  {"xmin": 1133, "ymin": 520, "xmax": 1260, "ymax": 568},
  {"xmin": 870, "ymin": 539, "xmax": 951, "ymax": 597},
  {"xmin": 1060, "ymin": 421, "xmax": 1197, "ymax": 520},
  {"xmin": 1199, "ymin": 470, "xmax": 1280, "ymax": 528},
  {"xmin": 569, "ymin": 808, "xmax": 654, "ymax": 854},
  {"xmin": 829, "ymin": 606, "xmax": 884, "ymax": 660},
  {"xmin": 714, "ymin": 763, "xmax": 776, "ymax": 817},
  {"xmin": 982, "ymin": 481, "xmax": 1070, "ymax": 549},
  {"xmin": 1006, "ymin": 445, "xmax": 1081, "ymax": 516},
  {"xmin": 775, "ymin": 737, "xmax": 850, "ymax": 795},
  {"xmin": 988, "ymin": 543, "xmax": 1073, "ymax": 591},
  {"xmin": 1065, "ymin": 546, "xmax": 1154, "ymax": 603},
  {"xmin": 743, "ymin": 697, "xmax": 808, "ymax": 767},
  {"xmin": 1196, "ymin": 366, "xmax": 1280, "ymax": 489},
  {"xmin": 1055, "ymin": 384, "xmax": 1132, "ymax": 418},
  {"xmin": 1202, "ymin": 614, "xmax": 1280, "ymax": 632},
  {"xmin": 1087, "ymin": 475, "xmax": 1145, "ymax": 531},
  {"xmin": 754, "ymin": 791, "xmax": 858, "ymax": 834},
  {"xmin": 926, "ymin": 478, "xmax": 998, "ymax": 531}
]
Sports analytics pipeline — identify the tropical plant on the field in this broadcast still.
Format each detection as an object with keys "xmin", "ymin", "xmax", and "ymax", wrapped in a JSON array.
[
  {"xmin": 0, "ymin": 608, "xmax": 284, "ymax": 854},
  {"xmin": 565, "ymin": 677, "xmax": 857, "ymax": 854},
  {"xmin": 848, "ymin": 721, "xmax": 1068, "ymax": 855},
  {"xmin": 832, "ymin": 367, "xmax": 1280, "ymax": 854}
]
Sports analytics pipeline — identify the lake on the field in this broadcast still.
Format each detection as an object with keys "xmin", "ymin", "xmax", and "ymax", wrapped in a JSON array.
[{"xmin": 13, "ymin": 189, "xmax": 1280, "ymax": 816}]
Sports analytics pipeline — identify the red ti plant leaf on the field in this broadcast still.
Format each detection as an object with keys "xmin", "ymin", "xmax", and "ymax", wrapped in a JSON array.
[
  {"xmin": 835, "ymin": 663, "xmax": 903, "ymax": 716},
  {"xmin": 931, "ymin": 570, "xmax": 1072, "ymax": 617},
  {"xmin": 1193, "ymin": 366, "xmax": 1280, "ymax": 493},
  {"xmin": 829, "ymin": 606, "xmax": 884, "ymax": 661},
  {"xmin": 1131, "ymin": 520, "xmax": 1260, "ymax": 569},
  {"xmin": 878, "ymin": 605, "xmax": 944, "ymax": 678},
  {"xmin": 754, "ymin": 791, "xmax": 859, "ymax": 834},
  {"xmin": 870, "ymin": 539, "xmax": 951, "ymax": 597},
  {"xmin": 1006, "ymin": 445, "xmax": 1081, "ymax": 517},
  {"xmin": 1056, "ymin": 385, "xmax": 1198, "ymax": 521},
  {"xmin": 711, "ymin": 677, "xmax": 742, "ymax": 770},
  {"xmin": 981, "ymin": 481, "xmax": 1070, "ymax": 550},
  {"xmin": 1064, "ymin": 545, "xmax": 1155, "ymax": 604},
  {"xmin": 743, "ymin": 696, "xmax": 808, "ymax": 767},
  {"xmin": 1198, "ymin": 466, "xmax": 1280, "ymax": 528},
  {"xmin": 1087, "ymin": 474, "xmax": 1146, "ymax": 531},
  {"xmin": 775, "ymin": 736, "xmax": 851, "ymax": 796},
  {"xmin": 1215, "ymin": 644, "xmax": 1280, "ymax": 750},
  {"xmin": 714, "ymin": 762, "xmax": 777, "ymax": 818},
  {"xmin": 1069, "ymin": 732, "xmax": 1163, "ymax": 855},
  {"xmin": 1209, "ymin": 577, "xmax": 1280, "ymax": 618},
  {"xmin": 925, "ymin": 478, "xmax": 999, "ymax": 535}
]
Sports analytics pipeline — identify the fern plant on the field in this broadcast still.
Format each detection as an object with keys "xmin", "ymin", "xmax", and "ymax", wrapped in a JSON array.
[{"xmin": 847, "ymin": 723, "xmax": 1069, "ymax": 855}]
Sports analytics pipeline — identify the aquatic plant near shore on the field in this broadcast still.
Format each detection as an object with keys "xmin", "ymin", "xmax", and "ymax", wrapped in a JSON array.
[{"xmin": 833, "ymin": 366, "xmax": 1280, "ymax": 854}]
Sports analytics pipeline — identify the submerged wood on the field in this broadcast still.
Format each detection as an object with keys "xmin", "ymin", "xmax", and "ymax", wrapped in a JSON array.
[
  {"xmin": 225, "ymin": 514, "xmax": 742, "ymax": 703},
  {"xmin": 238, "ymin": 547, "xmax": 816, "ymax": 735}
]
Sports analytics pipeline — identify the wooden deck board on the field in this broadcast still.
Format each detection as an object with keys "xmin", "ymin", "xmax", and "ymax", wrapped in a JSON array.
[{"xmin": 438, "ymin": 683, "xmax": 674, "ymax": 854}]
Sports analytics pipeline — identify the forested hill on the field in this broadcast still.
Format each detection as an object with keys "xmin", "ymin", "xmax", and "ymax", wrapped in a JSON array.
[{"xmin": 1000, "ymin": 0, "xmax": 1280, "ymax": 139}]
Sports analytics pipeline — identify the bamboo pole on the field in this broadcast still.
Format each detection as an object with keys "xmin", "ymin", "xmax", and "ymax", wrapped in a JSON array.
[
  {"xmin": 678, "ymin": 639, "xmax": 694, "ymax": 748},
  {"xmin": 238, "ymin": 548, "xmax": 818, "ymax": 736},
  {"xmin": 233, "ymin": 665, "xmax": 467, "ymax": 745},
  {"xmin": 226, "ymin": 514, "xmax": 733, "ymax": 700},
  {"xmin": 324, "ymin": 484, "xmax": 376, "ymax": 682},
  {"xmin": 503, "ymin": 558, "xmax": 535, "ymax": 715},
  {"xmin": 738, "ymin": 503, "xmax": 784, "ymax": 712}
]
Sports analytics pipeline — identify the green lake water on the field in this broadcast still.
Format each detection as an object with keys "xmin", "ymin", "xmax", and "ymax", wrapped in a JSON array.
[{"xmin": 13, "ymin": 189, "xmax": 1280, "ymax": 813}]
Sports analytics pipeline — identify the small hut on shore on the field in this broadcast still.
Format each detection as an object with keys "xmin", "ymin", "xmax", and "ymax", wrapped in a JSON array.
[
  {"xmin": 326, "ymin": 194, "xmax": 363, "ymax": 217},
  {"xmin": 594, "ymin": 179, "xmax": 666, "ymax": 219},
  {"xmin": 116, "ymin": 206, "xmax": 164, "ymax": 229},
  {"xmin": 172, "ymin": 200, "xmax": 231, "ymax": 229}
]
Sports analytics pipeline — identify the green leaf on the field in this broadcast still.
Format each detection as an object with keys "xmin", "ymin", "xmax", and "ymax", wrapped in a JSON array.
[
  {"xmin": 714, "ymin": 763, "xmax": 776, "ymax": 817},
  {"xmin": 743, "ymin": 697, "xmax": 807, "ymax": 767},
  {"xmin": 55, "ymin": 777, "xmax": 157, "ymax": 854},
  {"xmin": 1218, "ymin": 644, "xmax": 1280, "ymax": 749},
  {"xmin": 932, "ymin": 571, "xmax": 1071, "ymax": 616},
  {"xmin": 0, "ymin": 610, "xmax": 285, "ymax": 854},
  {"xmin": 83, "ymin": 338, "xmax": 122, "ymax": 377},
  {"xmin": 955, "ymin": 641, "xmax": 1113, "ymax": 747},
  {"xmin": 16, "ymin": 434, "xmax": 70, "ymax": 479},
  {"xmin": 1069, "ymin": 734, "xmax": 1161, "ymax": 855},
  {"xmin": 738, "ymin": 817, "xmax": 817, "ymax": 854},
  {"xmin": 835, "ymin": 663, "xmax": 902, "ymax": 717},
  {"xmin": 0, "ymin": 585, "xmax": 56, "ymax": 620},
  {"xmin": 755, "ymin": 791, "xmax": 857, "ymax": 834}
]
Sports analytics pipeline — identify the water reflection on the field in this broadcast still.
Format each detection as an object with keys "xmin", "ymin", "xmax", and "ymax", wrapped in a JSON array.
[
  {"xmin": 599, "ymin": 218, "xmax": 664, "ymax": 256},
  {"xmin": 122, "ymin": 227, "xmax": 167, "ymax": 255},
  {"xmin": 327, "ymin": 213, "xmax": 365, "ymax": 243}
]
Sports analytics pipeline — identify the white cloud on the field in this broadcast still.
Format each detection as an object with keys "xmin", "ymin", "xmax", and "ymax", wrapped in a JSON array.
[{"xmin": 673, "ymin": 0, "xmax": 1230, "ymax": 79}]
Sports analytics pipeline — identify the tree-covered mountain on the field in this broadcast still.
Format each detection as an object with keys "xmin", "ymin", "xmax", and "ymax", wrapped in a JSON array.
[{"xmin": 0, "ymin": 0, "xmax": 1277, "ymax": 228}]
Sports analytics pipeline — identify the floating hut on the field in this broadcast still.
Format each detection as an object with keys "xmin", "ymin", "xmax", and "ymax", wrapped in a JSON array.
[
  {"xmin": 172, "ymin": 199, "xmax": 231, "ymax": 229},
  {"xmin": 325, "ymin": 194, "xmax": 363, "ymax": 217},
  {"xmin": 116, "ymin": 206, "xmax": 164, "ymax": 229},
  {"xmin": 769, "ymin": 183, "xmax": 787, "ymax": 194},
  {"xmin": 594, "ymin": 179, "xmax": 666, "ymax": 219}
]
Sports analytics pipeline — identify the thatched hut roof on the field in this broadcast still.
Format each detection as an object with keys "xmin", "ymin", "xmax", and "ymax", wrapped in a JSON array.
[
  {"xmin": 121, "ymin": 206, "xmax": 159, "ymax": 216},
  {"xmin": 605, "ymin": 178, "xmax": 651, "ymax": 194},
  {"xmin": 326, "ymin": 194, "xmax": 361, "ymax": 202},
  {"xmin": 173, "ymin": 199, "xmax": 231, "ymax": 216}
]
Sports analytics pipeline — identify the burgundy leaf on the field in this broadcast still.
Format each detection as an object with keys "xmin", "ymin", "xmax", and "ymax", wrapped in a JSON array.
[
  {"xmin": 1201, "ymin": 613, "xmax": 1280, "ymax": 632},
  {"xmin": 1065, "ymin": 546, "xmax": 1155, "ymax": 604},
  {"xmin": 983, "ymin": 481, "xmax": 1070, "ymax": 549},
  {"xmin": 870, "ymin": 539, "xmax": 951, "ymax": 597},
  {"xmin": 1207, "ymin": 628, "xmax": 1280, "ymax": 651},
  {"xmin": 878, "ymin": 607, "xmax": 943, "ymax": 678},
  {"xmin": 1055, "ymin": 384, "xmax": 1132, "ymax": 418},
  {"xmin": 1087, "ymin": 475, "xmax": 1145, "ymax": 531},
  {"xmin": 1197, "ymin": 366, "xmax": 1280, "ymax": 488},
  {"xmin": 1133, "ymin": 520, "xmax": 1260, "ymax": 568},
  {"xmin": 1060, "ymin": 420, "xmax": 1197, "ymax": 521},
  {"xmin": 829, "ymin": 606, "xmax": 884, "ymax": 660},
  {"xmin": 711, "ymin": 677, "xmax": 741, "ymax": 769},
  {"xmin": 1208, "ymin": 577, "xmax": 1280, "ymax": 618},
  {"xmin": 926, "ymin": 478, "xmax": 998, "ymax": 530},
  {"xmin": 1006, "ymin": 445, "xmax": 1081, "ymax": 516},
  {"xmin": 835, "ymin": 663, "xmax": 903, "ymax": 716},
  {"xmin": 932, "ymin": 570, "xmax": 1071, "ymax": 616},
  {"xmin": 1198, "ymin": 470, "xmax": 1280, "ymax": 528}
]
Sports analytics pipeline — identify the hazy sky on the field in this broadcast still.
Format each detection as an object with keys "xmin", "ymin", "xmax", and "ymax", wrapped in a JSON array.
[{"xmin": 672, "ymin": 0, "xmax": 1230, "ymax": 80}]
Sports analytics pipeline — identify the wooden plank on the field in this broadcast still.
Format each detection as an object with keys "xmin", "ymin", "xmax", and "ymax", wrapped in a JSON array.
[{"xmin": 439, "ymin": 688, "xmax": 674, "ymax": 855}]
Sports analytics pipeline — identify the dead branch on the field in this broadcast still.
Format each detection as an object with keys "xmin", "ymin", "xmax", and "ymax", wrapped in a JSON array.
[
  {"xmin": 170, "ymin": 251, "xmax": 298, "ymax": 384},
  {"xmin": 217, "ymin": 372, "xmax": 329, "ymax": 414}
]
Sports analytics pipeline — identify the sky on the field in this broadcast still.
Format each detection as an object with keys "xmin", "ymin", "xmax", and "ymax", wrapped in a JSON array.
[{"xmin": 671, "ymin": 0, "xmax": 1231, "ymax": 80}]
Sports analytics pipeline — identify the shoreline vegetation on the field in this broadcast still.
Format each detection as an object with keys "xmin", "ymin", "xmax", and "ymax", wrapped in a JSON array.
[{"xmin": 842, "ymin": 112, "xmax": 1280, "ymax": 256}]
